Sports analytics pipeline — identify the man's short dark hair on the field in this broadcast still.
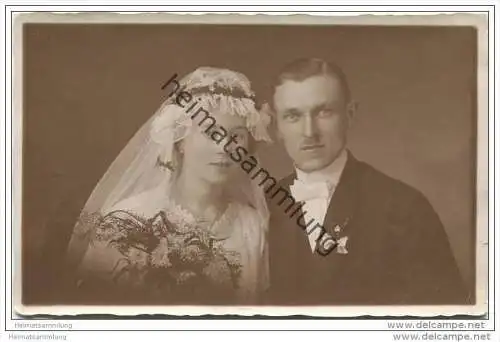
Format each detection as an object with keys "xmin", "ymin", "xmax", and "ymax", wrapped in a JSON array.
[{"xmin": 273, "ymin": 57, "xmax": 351, "ymax": 104}]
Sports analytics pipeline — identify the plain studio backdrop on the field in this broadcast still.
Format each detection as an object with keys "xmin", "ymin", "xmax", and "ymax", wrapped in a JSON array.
[{"xmin": 21, "ymin": 23, "xmax": 476, "ymax": 304}]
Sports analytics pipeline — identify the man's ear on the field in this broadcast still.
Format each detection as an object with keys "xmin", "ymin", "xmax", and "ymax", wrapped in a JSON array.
[
  {"xmin": 274, "ymin": 113, "xmax": 282, "ymax": 141},
  {"xmin": 346, "ymin": 101, "xmax": 358, "ymax": 128},
  {"xmin": 262, "ymin": 102, "xmax": 282, "ymax": 142}
]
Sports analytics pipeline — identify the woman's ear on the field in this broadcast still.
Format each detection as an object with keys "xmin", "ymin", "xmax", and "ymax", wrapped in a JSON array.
[
  {"xmin": 176, "ymin": 140, "xmax": 185, "ymax": 155},
  {"xmin": 171, "ymin": 140, "xmax": 185, "ymax": 171}
]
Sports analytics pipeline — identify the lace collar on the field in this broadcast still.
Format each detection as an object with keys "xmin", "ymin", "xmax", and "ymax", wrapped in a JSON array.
[{"xmin": 161, "ymin": 195, "xmax": 239, "ymax": 241}]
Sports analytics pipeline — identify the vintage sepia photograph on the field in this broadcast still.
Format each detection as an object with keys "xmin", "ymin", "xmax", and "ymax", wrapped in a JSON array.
[{"xmin": 10, "ymin": 12, "xmax": 489, "ymax": 318}]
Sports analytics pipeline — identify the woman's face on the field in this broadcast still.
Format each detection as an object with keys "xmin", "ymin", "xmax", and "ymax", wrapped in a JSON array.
[{"xmin": 180, "ymin": 103, "xmax": 250, "ymax": 185}]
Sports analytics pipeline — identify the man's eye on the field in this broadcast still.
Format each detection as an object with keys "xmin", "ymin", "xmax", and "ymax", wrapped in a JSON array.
[
  {"xmin": 283, "ymin": 112, "xmax": 300, "ymax": 121},
  {"xmin": 318, "ymin": 108, "xmax": 336, "ymax": 117}
]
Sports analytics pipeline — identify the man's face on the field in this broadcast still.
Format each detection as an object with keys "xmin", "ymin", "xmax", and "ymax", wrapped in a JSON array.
[{"xmin": 273, "ymin": 74, "xmax": 352, "ymax": 172}]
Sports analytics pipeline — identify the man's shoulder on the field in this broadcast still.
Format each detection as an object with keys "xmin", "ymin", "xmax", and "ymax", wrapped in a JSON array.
[
  {"xmin": 268, "ymin": 154, "xmax": 436, "ymax": 218},
  {"xmin": 354, "ymin": 158, "xmax": 437, "ymax": 220},
  {"xmin": 357, "ymin": 160, "xmax": 422, "ymax": 200}
]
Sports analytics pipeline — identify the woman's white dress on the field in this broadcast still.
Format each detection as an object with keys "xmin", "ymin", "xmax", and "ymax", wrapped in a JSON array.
[{"xmin": 75, "ymin": 183, "xmax": 269, "ymax": 305}]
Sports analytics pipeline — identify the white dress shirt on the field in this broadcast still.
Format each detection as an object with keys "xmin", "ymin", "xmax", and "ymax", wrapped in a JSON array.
[{"xmin": 289, "ymin": 150, "xmax": 348, "ymax": 252}]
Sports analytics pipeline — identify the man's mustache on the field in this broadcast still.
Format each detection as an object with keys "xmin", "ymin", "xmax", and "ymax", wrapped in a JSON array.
[{"xmin": 299, "ymin": 138, "xmax": 323, "ymax": 148}]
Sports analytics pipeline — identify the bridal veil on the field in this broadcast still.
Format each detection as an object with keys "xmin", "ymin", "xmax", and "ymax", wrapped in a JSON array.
[{"xmin": 65, "ymin": 67, "xmax": 272, "ymax": 271}]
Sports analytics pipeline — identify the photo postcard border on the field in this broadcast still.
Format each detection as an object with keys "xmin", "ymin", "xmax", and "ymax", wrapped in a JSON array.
[{"xmin": 5, "ymin": 5, "xmax": 494, "ymax": 330}]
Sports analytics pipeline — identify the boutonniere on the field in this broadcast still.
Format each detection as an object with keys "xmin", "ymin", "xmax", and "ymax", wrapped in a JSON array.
[
  {"xmin": 331, "ymin": 217, "xmax": 350, "ymax": 255},
  {"xmin": 333, "ymin": 229, "xmax": 349, "ymax": 254},
  {"xmin": 317, "ymin": 217, "xmax": 351, "ymax": 256}
]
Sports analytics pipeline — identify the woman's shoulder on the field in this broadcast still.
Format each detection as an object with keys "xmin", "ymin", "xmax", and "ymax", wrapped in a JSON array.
[
  {"xmin": 228, "ymin": 200, "xmax": 255, "ymax": 215},
  {"xmin": 228, "ymin": 201, "xmax": 267, "ymax": 230}
]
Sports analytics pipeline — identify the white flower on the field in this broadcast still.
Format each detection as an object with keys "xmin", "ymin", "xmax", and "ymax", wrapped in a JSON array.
[
  {"xmin": 176, "ymin": 270, "xmax": 197, "ymax": 285},
  {"xmin": 128, "ymin": 248, "xmax": 149, "ymax": 269},
  {"xmin": 202, "ymin": 255, "xmax": 233, "ymax": 287},
  {"xmin": 336, "ymin": 236, "xmax": 349, "ymax": 254},
  {"xmin": 151, "ymin": 238, "xmax": 171, "ymax": 268}
]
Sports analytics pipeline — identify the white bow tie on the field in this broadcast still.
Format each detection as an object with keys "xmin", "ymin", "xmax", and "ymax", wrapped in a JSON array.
[{"xmin": 290, "ymin": 179, "xmax": 333, "ymax": 203}]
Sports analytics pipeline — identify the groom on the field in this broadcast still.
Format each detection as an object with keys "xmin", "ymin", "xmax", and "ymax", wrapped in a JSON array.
[{"xmin": 265, "ymin": 57, "xmax": 470, "ymax": 305}]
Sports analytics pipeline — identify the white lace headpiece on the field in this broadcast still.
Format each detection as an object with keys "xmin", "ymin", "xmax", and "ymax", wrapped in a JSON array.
[{"xmin": 150, "ymin": 67, "xmax": 272, "ymax": 166}]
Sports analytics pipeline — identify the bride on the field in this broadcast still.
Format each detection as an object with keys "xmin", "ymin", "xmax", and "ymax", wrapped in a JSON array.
[{"xmin": 65, "ymin": 67, "xmax": 272, "ymax": 305}]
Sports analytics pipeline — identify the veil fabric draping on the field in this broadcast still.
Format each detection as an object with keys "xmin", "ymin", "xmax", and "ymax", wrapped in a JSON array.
[{"xmin": 65, "ymin": 67, "xmax": 272, "ymax": 303}]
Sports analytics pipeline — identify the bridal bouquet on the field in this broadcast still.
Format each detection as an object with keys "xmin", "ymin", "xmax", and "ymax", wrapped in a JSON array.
[{"xmin": 77, "ymin": 209, "xmax": 242, "ymax": 302}]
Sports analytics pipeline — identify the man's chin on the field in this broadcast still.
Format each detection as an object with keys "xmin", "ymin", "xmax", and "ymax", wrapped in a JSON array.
[{"xmin": 295, "ymin": 159, "xmax": 333, "ymax": 173}]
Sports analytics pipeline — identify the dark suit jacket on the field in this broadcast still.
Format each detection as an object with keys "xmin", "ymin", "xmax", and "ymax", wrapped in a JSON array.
[{"xmin": 267, "ymin": 151, "xmax": 471, "ymax": 305}]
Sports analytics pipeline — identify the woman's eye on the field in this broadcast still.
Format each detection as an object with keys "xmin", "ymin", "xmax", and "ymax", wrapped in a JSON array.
[
  {"xmin": 228, "ymin": 131, "xmax": 248, "ymax": 142},
  {"xmin": 237, "ymin": 133, "xmax": 249, "ymax": 142}
]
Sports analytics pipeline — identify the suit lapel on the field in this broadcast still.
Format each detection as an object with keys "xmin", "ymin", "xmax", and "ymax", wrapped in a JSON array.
[
  {"xmin": 322, "ymin": 151, "xmax": 362, "ymax": 244},
  {"xmin": 281, "ymin": 173, "xmax": 316, "ymax": 258},
  {"xmin": 302, "ymin": 152, "xmax": 362, "ymax": 302},
  {"xmin": 269, "ymin": 152, "xmax": 363, "ymax": 302},
  {"xmin": 279, "ymin": 151, "xmax": 362, "ymax": 255},
  {"xmin": 269, "ymin": 172, "xmax": 315, "ymax": 300}
]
